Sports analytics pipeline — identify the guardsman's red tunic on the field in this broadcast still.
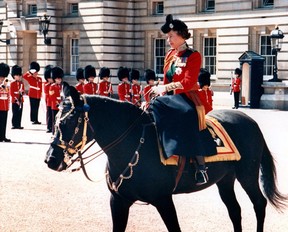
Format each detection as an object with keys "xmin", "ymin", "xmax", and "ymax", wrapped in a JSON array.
[
  {"xmin": 198, "ymin": 88, "xmax": 213, "ymax": 114},
  {"xmin": 0, "ymin": 85, "xmax": 9, "ymax": 111},
  {"xmin": 143, "ymin": 85, "xmax": 153, "ymax": 103},
  {"xmin": 131, "ymin": 83, "xmax": 141, "ymax": 105},
  {"xmin": 231, "ymin": 78, "xmax": 241, "ymax": 93},
  {"xmin": 83, "ymin": 82, "xmax": 97, "ymax": 95},
  {"xmin": 99, "ymin": 80, "xmax": 112, "ymax": 97},
  {"xmin": 44, "ymin": 82, "xmax": 52, "ymax": 107},
  {"xmin": 118, "ymin": 82, "xmax": 130, "ymax": 102},
  {"xmin": 23, "ymin": 72, "xmax": 42, "ymax": 99},
  {"xmin": 75, "ymin": 83, "xmax": 84, "ymax": 94},
  {"xmin": 10, "ymin": 80, "xmax": 24, "ymax": 104},
  {"xmin": 49, "ymin": 83, "xmax": 62, "ymax": 110}
]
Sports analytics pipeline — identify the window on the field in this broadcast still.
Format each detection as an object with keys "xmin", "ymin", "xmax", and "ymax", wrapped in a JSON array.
[
  {"xmin": 153, "ymin": 1, "xmax": 164, "ymax": 15},
  {"xmin": 206, "ymin": 0, "xmax": 215, "ymax": 11},
  {"xmin": 70, "ymin": 3, "xmax": 79, "ymax": 15},
  {"xmin": 71, "ymin": 39, "xmax": 79, "ymax": 75},
  {"xmin": 28, "ymin": 4, "xmax": 37, "ymax": 16},
  {"xmin": 260, "ymin": 35, "xmax": 273, "ymax": 77},
  {"xmin": 154, "ymin": 39, "xmax": 166, "ymax": 76},
  {"xmin": 203, "ymin": 37, "xmax": 216, "ymax": 75},
  {"xmin": 263, "ymin": 0, "xmax": 273, "ymax": 7}
]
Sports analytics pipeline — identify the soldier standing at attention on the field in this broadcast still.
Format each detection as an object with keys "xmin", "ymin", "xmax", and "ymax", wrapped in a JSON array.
[
  {"xmin": 231, "ymin": 68, "xmax": 242, "ymax": 109},
  {"xmin": 75, "ymin": 67, "xmax": 85, "ymax": 94},
  {"xmin": 23, "ymin": 61, "xmax": 42, "ymax": 125},
  {"xmin": 83, "ymin": 65, "xmax": 97, "ymax": 95},
  {"xmin": 44, "ymin": 65, "xmax": 54, "ymax": 133},
  {"xmin": 10, "ymin": 65, "xmax": 25, "ymax": 129},
  {"xmin": 49, "ymin": 66, "xmax": 64, "ymax": 134},
  {"xmin": 117, "ymin": 66, "xmax": 131, "ymax": 102},
  {"xmin": 0, "ymin": 63, "xmax": 11, "ymax": 142},
  {"xmin": 98, "ymin": 67, "xmax": 113, "ymax": 97},
  {"xmin": 143, "ymin": 69, "xmax": 157, "ymax": 105},
  {"xmin": 198, "ymin": 68, "xmax": 213, "ymax": 114},
  {"xmin": 130, "ymin": 69, "xmax": 142, "ymax": 106}
]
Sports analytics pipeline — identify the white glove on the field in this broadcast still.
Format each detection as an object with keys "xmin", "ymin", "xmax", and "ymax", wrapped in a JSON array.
[
  {"xmin": 29, "ymin": 69, "xmax": 37, "ymax": 74},
  {"xmin": 151, "ymin": 85, "xmax": 166, "ymax": 95}
]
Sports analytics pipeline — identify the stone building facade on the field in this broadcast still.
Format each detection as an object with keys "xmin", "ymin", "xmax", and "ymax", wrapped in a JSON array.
[{"xmin": 0, "ymin": 0, "xmax": 287, "ymax": 90}]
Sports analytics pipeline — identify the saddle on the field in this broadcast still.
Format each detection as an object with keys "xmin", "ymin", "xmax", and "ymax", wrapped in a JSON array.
[{"xmin": 160, "ymin": 115, "xmax": 241, "ymax": 165}]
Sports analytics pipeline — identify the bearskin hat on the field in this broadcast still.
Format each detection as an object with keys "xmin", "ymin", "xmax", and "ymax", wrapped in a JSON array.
[
  {"xmin": 99, "ymin": 67, "xmax": 110, "ymax": 80},
  {"xmin": 76, "ymin": 67, "xmax": 84, "ymax": 81},
  {"xmin": 198, "ymin": 68, "xmax": 211, "ymax": 88},
  {"xmin": 129, "ymin": 69, "xmax": 140, "ymax": 81},
  {"xmin": 11, "ymin": 65, "xmax": 22, "ymax": 78},
  {"xmin": 161, "ymin": 14, "xmax": 190, "ymax": 39},
  {"xmin": 144, "ymin": 69, "xmax": 156, "ymax": 84},
  {"xmin": 117, "ymin": 66, "xmax": 129, "ymax": 81},
  {"xmin": 0, "ymin": 62, "xmax": 10, "ymax": 77},
  {"xmin": 44, "ymin": 65, "xmax": 53, "ymax": 81},
  {"xmin": 29, "ymin": 61, "xmax": 40, "ymax": 72},
  {"xmin": 234, "ymin": 68, "xmax": 242, "ymax": 76},
  {"xmin": 84, "ymin": 65, "xmax": 96, "ymax": 80},
  {"xmin": 51, "ymin": 66, "xmax": 64, "ymax": 80}
]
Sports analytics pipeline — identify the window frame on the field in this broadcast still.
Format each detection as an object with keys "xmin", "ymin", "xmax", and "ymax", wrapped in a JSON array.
[
  {"xmin": 154, "ymin": 38, "xmax": 166, "ymax": 78},
  {"xmin": 28, "ymin": 4, "xmax": 37, "ymax": 16},
  {"xmin": 205, "ymin": 0, "xmax": 215, "ymax": 11},
  {"xmin": 152, "ymin": 1, "xmax": 164, "ymax": 15},
  {"xmin": 260, "ymin": 35, "xmax": 273, "ymax": 80},
  {"xmin": 203, "ymin": 37, "xmax": 217, "ymax": 77},
  {"xmin": 70, "ymin": 3, "xmax": 79, "ymax": 16},
  {"xmin": 70, "ymin": 38, "xmax": 79, "ymax": 75},
  {"xmin": 262, "ymin": 0, "xmax": 274, "ymax": 7}
]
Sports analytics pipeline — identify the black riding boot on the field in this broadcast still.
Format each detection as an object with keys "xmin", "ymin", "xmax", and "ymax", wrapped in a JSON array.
[{"xmin": 194, "ymin": 156, "xmax": 208, "ymax": 185}]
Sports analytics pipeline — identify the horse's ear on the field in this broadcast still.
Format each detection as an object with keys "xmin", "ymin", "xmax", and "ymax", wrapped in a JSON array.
[
  {"xmin": 62, "ymin": 82, "xmax": 70, "ymax": 97},
  {"xmin": 69, "ymin": 85, "xmax": 82, "ymax": 106}
]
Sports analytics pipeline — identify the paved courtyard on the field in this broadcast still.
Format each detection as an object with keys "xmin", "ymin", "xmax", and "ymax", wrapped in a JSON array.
[{"xmin": 1, "ymin": 93, "xmax": 288, "ymax": 232}]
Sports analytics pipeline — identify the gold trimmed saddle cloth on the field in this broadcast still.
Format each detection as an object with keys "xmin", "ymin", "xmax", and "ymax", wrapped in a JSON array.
[{"xmin": 160, "ymin": 115, "xmax": 241, "ymax": 165}]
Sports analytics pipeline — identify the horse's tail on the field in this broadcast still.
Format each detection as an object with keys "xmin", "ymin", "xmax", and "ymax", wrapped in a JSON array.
[{"xmin": 261, "ymin": 141, "xmax": 288, "ymax": 212}]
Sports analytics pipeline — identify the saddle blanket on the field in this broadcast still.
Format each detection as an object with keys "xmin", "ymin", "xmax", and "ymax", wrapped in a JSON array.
[{"xmin": 160, "ymin": 115, "xmax": 241, "ymax": 165}]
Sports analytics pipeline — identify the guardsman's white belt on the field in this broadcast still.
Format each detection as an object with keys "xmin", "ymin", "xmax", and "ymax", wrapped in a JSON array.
[{"xmin": 30, "ymin": 86, "xmax": 40, "ymax": 90}]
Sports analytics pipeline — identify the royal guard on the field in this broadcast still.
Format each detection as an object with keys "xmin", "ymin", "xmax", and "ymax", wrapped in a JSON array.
[
  {"xmin": 83, "ymin": 65, "xmax": 97, "ymax": 95},
  {"xmin": 143, "ymin": 69, "xmax": 157, "ymax": 105},
  {"xmin": 198, "ymin": 68, "xmax": 213, "ymax": 114},
  {"xmin": 75, "ymin": 67, "xmax": 85, "ymax": 94},
  {"xmin": 10, "ymin": 65, "xmax": 25, "ymax": 129},
  {"xmin": 23, "ymin": 61, "xmax": 42, "ymax": 124},
  {"xmin": 0, "ymin": 63, "xmax": 11, "ymax": 142},
  {"xmin": 98, "ymin": 67, "xmax": 113, "ymax": 97},
  {"xmin": 231, "ymin": 68, "xmax": 242, "ymax": 109},
  {"xmin": 130, "ymin": 69, "xmax": 142, "ymax": 106},
  {"xmin": 49, "ymin": 66, "xmax": 64, "ymax": 134},
  {"xmin": 44, "ymin": 65, "xmax": 54, "ymax": 133},
  {"xmin": 117, "ymin": 66, "xmax": 131, "ymax": 102}
]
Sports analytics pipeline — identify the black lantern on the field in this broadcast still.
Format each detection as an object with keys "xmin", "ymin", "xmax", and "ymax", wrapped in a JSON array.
[
  {"xmin": 39, "ymin": 14, "xmax": 51, "ymax": 45},
  {"xmin": 0, "ymin": 19, "xmax": 10, "ymax": 45},
  {"xmin": 269, "ymin": 26, "xmax": 285, "ymax": 82}
]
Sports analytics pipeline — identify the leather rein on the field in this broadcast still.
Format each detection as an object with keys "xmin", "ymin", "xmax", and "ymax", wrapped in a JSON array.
[{"xmin": 52, "ymin": 95, "xmax": 154, "ymax": 188}]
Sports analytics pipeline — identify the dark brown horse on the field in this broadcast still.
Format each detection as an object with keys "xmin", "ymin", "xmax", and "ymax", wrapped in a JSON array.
[{"xmin": 45, "ymin": 84, "xmax": 287, "ymax": 232}]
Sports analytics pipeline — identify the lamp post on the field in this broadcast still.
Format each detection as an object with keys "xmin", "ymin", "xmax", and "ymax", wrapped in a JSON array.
[
  {"xmin": 0, "ymin": 19, "xmax": 10, "ymax": 45},
  {"xmin": 268, "ymin": 26, "xmax": 284, "ymax": 82},
  {"xmin": 39, "ymin": 14, "xmax": 51, "ymax": 45}
]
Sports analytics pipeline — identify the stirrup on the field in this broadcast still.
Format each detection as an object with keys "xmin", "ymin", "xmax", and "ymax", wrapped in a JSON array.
[{"xmin": 195, "ymin": 169, "xmax": 209, "ymax": 186}]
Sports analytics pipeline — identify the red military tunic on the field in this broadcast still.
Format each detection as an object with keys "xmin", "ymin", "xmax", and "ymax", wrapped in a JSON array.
[
  {"xmin": 83, "ymin": 82, "xmax": 97, "ymax": 95},
  {"xmin": 75, "ymin": 83, "xmax": 84, "ymax": 94},
  {"xmin": 198, "ymin": 88, "xmax": 213, "ymax": 114},
  {"xmin": 10, "ymin": 80, "xmax": 24, "ymax": 104},
  {"xmin": 49, "ymin": 83, "xmax": 62, "ymax": 110},
  {"xmin": 44, "ymin": 82, "xmax": 52, "ymax": 107},
  {"xmin": 131, "ymin": 83, "xmax": 141, "ymax": 105},
  {"xmin": 23, "ymin": 72, "xmax": 42, "ymax": 99},
  {"xmin": 143, "ymin": 85, "xmax": 154, "ymax": 103},
  {"xmin": 231, "ymin": 77, "xmax": 241, "ymax": 93},
  {"xmin": 163, "ymin": 47, "xmax": 201, "ymax": 95},
  {"xmin": 0, "ymin": 85, "xmax": 9, "ymax": 111},
  {"xmin": 118, "ymin": 82, "xmax": 130, "ymax": 102},
  {"xmin": 99, "ymin": 80, "xmax": 112, "ymax": 97}
]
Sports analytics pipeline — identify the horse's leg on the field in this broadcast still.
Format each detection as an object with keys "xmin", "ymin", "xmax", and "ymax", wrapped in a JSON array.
[
  {"xmin": 216, "ymin": 173, "xmax": 242, "ymax": 232},
  {"xmin": 237, "ymin": 173, "xmax": 267, "ymax": 232},
  {"xmin": 110, "ymin": 193, "xmax": 133, "ymax": 232},
  {"xmin": 152, "ymin": 195, "xmax": 181, "ymax": 232}
]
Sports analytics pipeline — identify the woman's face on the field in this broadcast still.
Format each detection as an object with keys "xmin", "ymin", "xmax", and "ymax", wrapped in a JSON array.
[{"xmin": 166, "ymin": 30, "xmax": 185, "ymax": 50}]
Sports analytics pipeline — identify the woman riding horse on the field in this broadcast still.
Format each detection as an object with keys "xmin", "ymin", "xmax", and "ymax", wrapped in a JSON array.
[{"xmin": 150, "ymin": 14, "xmax": 216, "ymax": 185}]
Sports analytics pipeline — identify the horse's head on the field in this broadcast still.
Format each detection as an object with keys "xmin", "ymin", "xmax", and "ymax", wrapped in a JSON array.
[{"xmin": 45, "ymin": 83, "xmax": 93, "ymax": 171}]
